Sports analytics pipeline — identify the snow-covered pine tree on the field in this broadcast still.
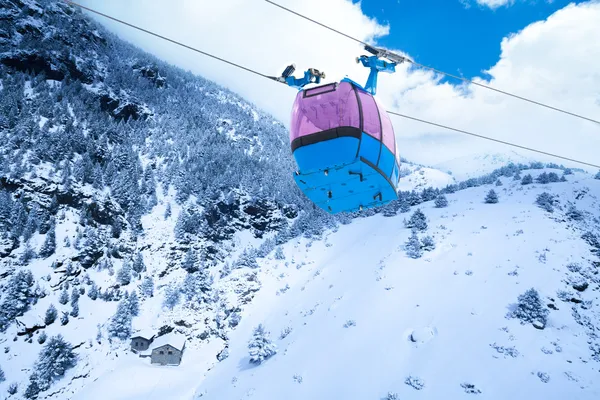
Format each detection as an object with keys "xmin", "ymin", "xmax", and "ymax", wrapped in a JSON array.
[
  {"xmin": 434, "ymin": 194, "xmax": 448, "ymax": 208},
  {"xmin": 513, "ymin": 170, "xmax": 522, "ymax": 181},
  {"xmin": 405, "ymin": 230, "xmax": 423, "ymax": 259},
  {"xmin": 495, "ymin": 179, "xmax": 503, "ymax": 186},
  {"xmin": 116, "ymin": 261, "xmax": 132, "ymax": 286},
  {"xmin": 405, "ymin": 209, "xmax": 427, "ymax": 231},
  {"xmin": 45, "ymin": 304, "xmax": 57, "ymax": 325},
  {"xmin": 70, "ymin": 287, "xmax": 80, "ymax": 307},
  {"xmin": 60, "ymin": 312, "xmax": 69, "ymax": 326},
  {"xmin": 521, "ymin": 174, "xmax": 533, "ymax": 185},
  {"xmin": 248, "ymin": 324, "xmax": 277, "ymax": 365},
  {"xmin": 38, "ymin": 331, "xmax": 47, "ymax": 344},
  {"xmin": 274, "ymin": 246, "xmax": 285, "ymax": 260},
  {"xmin": 20, "ymin": 242, "xmax": 36, "ymax": 264},
  {"xmin": 0, "ymin": 270, "xmax": 35, "ymax": 331},
  {"xmin": 108, "ymin": 298, "xmax": 132, "ymax": 340},
  {"xmin": 140, "ymin": 276, "xmax": 154, "ymax": 297},
  {"xmin": 510, "ymin": 288, "xmax": 549, "ymax": 328},
  {"xmin": 128, "ymin": 291, "xmax": 140, "ymax": 316},
  {"xmin": 87, "ymin": 283, "xmax": 98, "ymax": 300},
  {"xmin": 535, "ymin": 192, "xmax": 555, "ymax": 213},
  {"xmin": 164, "ymin": 202, "xmax": 172, "ymax": 219},
  {"xmin": 484, "ymin": 189, "xmax": 499, "ymax": 204},
  {"xmin": 38, "ymin": 220, "xmax": 56, "ymax": 258},
  {"xmin": 70, "ymin": 303, "xmax": 79, "ymax": 318},
  {"xmin": 29, "ymin": 334, "xmax": 77, "ymax": 393},
  {"xmin": 421, "ymin": 235, "xmax": 436, "ymax": 251},
  {"xmin": 132, "ymin": 252, "xmax": 146, "ymax": 274},
  {"xmin": 22, "ymin": 207, "xmax": 39, "ymax": 243},
  {"xmin": 547, "ymin": 172, "xmax": 560, "ymax": 182},
  {"xmin": 536, "ymin": 172, "xmax": 550, "ymax": 184},
  {"xmin": 595, "ymin": 171, "xmax": 600, "ymax": 179},
  {"xmin": 58, "ymin": 288, "xmax": 69, "ymax": 305},
  {"xmin": 181, "ymin": 248, "xmax": 199, "ymax": 273},
  {"xmin": 163, "ymin": 285, "xmax": 181, "ymax": 310},
  {"xmin": 566, "ymin": 204, "xmax": 584, "ymax": 221}
]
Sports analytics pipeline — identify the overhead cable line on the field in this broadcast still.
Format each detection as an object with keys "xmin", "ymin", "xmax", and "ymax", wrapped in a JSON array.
[
  {"xmin": 62, "ymin": 1, "xmax": 600, "ymax": 169},
  {"xmin": 263, "ymin": 0, "xmax": 600, "ymax": 126}
]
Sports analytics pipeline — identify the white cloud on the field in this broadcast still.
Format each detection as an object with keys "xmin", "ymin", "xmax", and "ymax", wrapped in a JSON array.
[
  {"xmin": 474, "ymin": 0, "xmax": 515, "ymax": 9},
  {"xmin": 78, "ymin": 0, "xmax": 600, "ymax": 170}
]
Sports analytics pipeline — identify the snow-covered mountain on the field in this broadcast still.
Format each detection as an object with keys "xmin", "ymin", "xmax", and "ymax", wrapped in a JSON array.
[{"xmin": 1, "ymin": 1, "xmax": 599, "ymax": 400}]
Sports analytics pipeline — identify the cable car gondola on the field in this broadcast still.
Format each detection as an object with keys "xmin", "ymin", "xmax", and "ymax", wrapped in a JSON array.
[{"xmin": 277, "ymin": 45, "xmax": 403, "ymax": 214}]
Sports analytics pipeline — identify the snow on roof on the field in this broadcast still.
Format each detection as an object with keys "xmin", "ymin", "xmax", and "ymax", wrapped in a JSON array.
[
  {"xmin": 149, "ymin": 332, "xmax": 186, "ymax": 351},
  {"xmin": 130, "ymin": 329, "xmax": 156, "ymax": 340}
]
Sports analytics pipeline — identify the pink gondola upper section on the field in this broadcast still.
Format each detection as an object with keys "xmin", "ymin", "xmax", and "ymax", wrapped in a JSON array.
[{"xmin": 289, "ymin": 81, "xmax": 397, "ymax": 157}]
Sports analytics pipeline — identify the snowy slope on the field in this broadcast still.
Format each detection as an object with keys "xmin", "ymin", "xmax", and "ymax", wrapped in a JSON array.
[
  {"xmin": 433, "ymin": 151, "xmax": 539, "ymax": 180},
  {"xmin": 182, "ymin": 169, "xmax": 598, "ymax": 400},
  {"xmin": 396, "ymin": 161, "xmax": 457, "ymax": 192}
]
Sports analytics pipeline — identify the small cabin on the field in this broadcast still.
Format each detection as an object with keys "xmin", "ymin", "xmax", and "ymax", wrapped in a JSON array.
[
  {"xmin": 149, "ymin": 333, "xmax": 186, "ymax": 366},
  {"xmin": 130, "ymin": 330, "xmax": 155, "ymax": 352}
]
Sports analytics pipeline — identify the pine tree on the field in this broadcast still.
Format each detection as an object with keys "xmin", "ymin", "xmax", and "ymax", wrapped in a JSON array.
[
  {"xmin": 108, "ymin": 298, "xmax": 132, "ymax": 340},
  {"xmin": 20, "ymin": 242, "xmax": 36, "ymax": 264},
  {"xmin": 8, "ymin": 382, "xmax": 17, "ymax": 395},
  {"xmin": 45, "ymin": 304, "xmax": 58, "ymax": 325},
  {"xmin": 434, "ymin": 194, "xmax": 448, "ymax": 208},
  {"xmin": 70, "ymin": 287, "xmax": 80, "ymax": 307},
  {"xmin": 39, "ymin": 221, "xmax": 56, "ymax": 258},
  {"xmin": 22, "ymin": 208, "xmax": 39, "ymax": 242},
  {"xmin": 521, "ymin": 174, "xmax": 533, "ymax": 185},
  {"xmin": 421, "ymin": 235, "xmax": 436, "ymax": 251},
  {"xmin": 164, "ymin": 202, "xmax": 172, "ymax": 219},
  {"xmin": 535, "ymin": 192, "xmax": 555, "ymax": 213},
  {"xmin": 111, "ymin": 219, "xmax": 122, "ymax": 239},
  {"xmin": 399, "ymin": 197, "xmax": 411, "ymax": 213},
  {"xmin": 163, "ymin": 285, "xmax": 181, "ymax": 310},
  {"xmin": 128, "ymin": 291, "xmax": 140, "ymax": 316},
  {"xmin": 0, "ymin": 365, "xmax": 4, "ymax": 382},
  {"xmin": 38, "ymin": 331, "xmax": 48, "ymax": 344},
  {"xmin": 70, "ymin": 303, "xmax": 79, "ymax": 318},
  {"xmin": 58, "ymin": 288, "xmax": 69, "ymax": 305},
  {"xmin": 183, "ymin": 269, "xmax": 213, "ymax": 303},
  {"xmin": 404, "ymin": 230, "xmax": 423, "ymax": 259},
  {"xmin": 274, "ymin": 246, "xmax": 285, "ymax": 260},
  {"xmin": 248, "ymin": 324, "xmax": 277, "ymax": 364},
  {"xmin": 536, "ymin": 172, "xmax": 550, "ymax": 184},
  {"xmin": 116, "ymin": 261, "xmax": 132, "ymax": 286},
  {"xmin": 547, "ymin": 172, "xmax": 560, "ymax": 182},
  {"xmin": 484, "ymin": 189, "xmax": 499, "ymax": 204},
  {"xmin": 140, "ymin": 276, "xmax": 154, "ymax": 297},
  {"xmin": 87, "ymin": 283, "xmax": 98, "ymax": 300},
  {"xmin": 0, "ymin": 270, "xmax": 35, "ymax": 331},
  {"xmin": 495, "ymin": 179, "xmax": 503, "ymax": 186},
  {"xmin": 132, "ymin": 253, "xmax": 146, "ymax": 274},
  {"xmin": 31, "ymin": 334, "xmax": 77, "ymax": 392},
  {"xmin": 595, "ymin": 171, "xmax": 600, "ymax": 180},
  {"xmin": 60, "ymin": 312, "xmax": 69, "ymax": 326},
  {"xmin": 10, "ymin": 200, "xmax": 28, "ymax": 240},
  {"xmin": 513, "ymin": 171, "xmax": 522, "ymax": 181},
  {"xmin": 24, "ymin": 373, "xmax": 40, "ymax": 399},
  {"xmin": 182, "ymin": 248, "xmax": 198, "ymax": 272},
  {"xmin": 405, "ymin": 209, "xmax": 427, "ymax": 231},
  {"xmin": 511, "ymin": 288, "xmax": 549, "ymax": 328}
]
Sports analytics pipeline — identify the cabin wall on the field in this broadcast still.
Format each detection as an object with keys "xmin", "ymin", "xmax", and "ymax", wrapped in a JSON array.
[
  {"xmin": 130, "ymin": 338, "xmax": 151, "ymax": 351},
  {"xmin": 151, "ymin": 345, "xmax": 183, "ymax": 365}
]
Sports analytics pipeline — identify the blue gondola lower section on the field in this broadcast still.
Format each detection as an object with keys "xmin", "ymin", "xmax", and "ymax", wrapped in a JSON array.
[{"xmin": 292, "ymin": 131, "xmax": 400, "ymax": 214}]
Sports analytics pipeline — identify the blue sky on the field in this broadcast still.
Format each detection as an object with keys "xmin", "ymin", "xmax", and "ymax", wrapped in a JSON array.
[{"xmin": 358, "ymin": 0, "xmax": 586, "ymax": 79}]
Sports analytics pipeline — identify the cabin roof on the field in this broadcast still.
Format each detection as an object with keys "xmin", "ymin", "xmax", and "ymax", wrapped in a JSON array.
[
  {"xmin": 150, "ymin": 332, "xmax": 186, "ymax": 351},
  {"xmin": 130, "ymin": 328, "xmax": 155, "ymax": 340}
]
